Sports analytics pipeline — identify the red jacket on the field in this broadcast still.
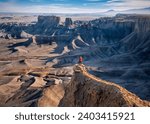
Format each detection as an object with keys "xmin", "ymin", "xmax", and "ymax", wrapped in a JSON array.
[{"xmin": 78, "ymin": 56, "xmax": 83, "ymax": 63}]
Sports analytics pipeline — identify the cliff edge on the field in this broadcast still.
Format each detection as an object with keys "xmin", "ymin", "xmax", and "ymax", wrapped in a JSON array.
[{"xmin": 59, "ymin": 64, "xmax": 150, "ymax": 107}]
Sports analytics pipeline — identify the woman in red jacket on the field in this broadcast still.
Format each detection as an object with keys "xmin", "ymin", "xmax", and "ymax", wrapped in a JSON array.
[{"xmin": 78, "ymin": 56, "xmax": 83, "ymax": 64}]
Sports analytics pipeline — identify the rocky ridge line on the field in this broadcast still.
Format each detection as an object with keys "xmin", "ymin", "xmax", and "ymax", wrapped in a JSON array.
[{"xmin": 59, "ymin": 64, "xmax": 150, "ymax": 107}]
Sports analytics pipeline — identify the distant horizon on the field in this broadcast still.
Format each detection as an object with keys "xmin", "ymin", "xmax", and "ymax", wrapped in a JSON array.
[
  {"xmin": 0, "ymin": 7, "xmax": 150, "ymax": 15},
  {"xmin": 0, "ymin": 0, "xmax": 150, "ymax": 13}
]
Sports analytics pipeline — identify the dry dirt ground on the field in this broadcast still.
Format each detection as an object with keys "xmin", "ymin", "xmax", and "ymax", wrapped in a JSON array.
[{"xmin": 0, "ymin": 38, "xmax": 72, "ymax": 106}]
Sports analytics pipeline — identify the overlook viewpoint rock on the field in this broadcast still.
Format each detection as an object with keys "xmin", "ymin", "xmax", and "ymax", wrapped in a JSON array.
[{"xmin": 59, "ymin": 64, "xmax": 150, "ymax": 107}]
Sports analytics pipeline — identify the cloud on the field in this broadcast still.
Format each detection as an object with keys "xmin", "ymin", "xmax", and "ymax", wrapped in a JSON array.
[
  {"xmin": 0, "ymin": 2, "xmax": 106, "ymax": 13},
  {"xmin": 106, "ymin": 0, "xmax": 150, "ymax": 10},
  {"xmin": 0, "ymin": 0, "xmax": 149, "ymax": 13},
  {"xmin": 30, "ymin": 0, "xmax": 42, "ymax": 2},
  {"xmin": 107, "ymin": 0, "xmax": 122, "ymax": 3},
  {"xmin": 86, "ymin": 0, "xmax": 100, "ymax": 1}
]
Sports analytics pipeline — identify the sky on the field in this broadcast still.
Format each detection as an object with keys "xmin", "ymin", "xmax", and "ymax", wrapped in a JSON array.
[{"xmin": 0, "ymin": 0, "xmax": 150, "ymax": 13}]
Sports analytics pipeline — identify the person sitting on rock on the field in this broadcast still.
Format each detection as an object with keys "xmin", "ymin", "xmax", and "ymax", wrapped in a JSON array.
[{"xmin": 78, "ymin": 56, "xmax": 83, "ymax": 64}]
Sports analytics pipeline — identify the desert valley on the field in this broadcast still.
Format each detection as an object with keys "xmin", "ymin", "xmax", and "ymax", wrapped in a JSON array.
[{"xmin": 0, "ymin": 13, "xmax": 150, "ymax": 106}]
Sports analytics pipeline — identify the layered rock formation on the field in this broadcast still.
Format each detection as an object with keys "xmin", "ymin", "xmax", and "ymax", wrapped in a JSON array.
[
  {"xmin": 2, "ymin": 72, "xmax": 66, "ymax": 107},
  {"xmin": 59, "ymin": 64, "xmax": 150, "ymax": 107},
  {"xmin": 0, "ymin": 14, "xmax": 150, "ymax": 106},
  {"xmin": 38, "ymin": 16, "xmax": 60, "ymax": 27},
  {"xmin": 35, "ymin": 16, "xmax": 61, "ymax": 35}
]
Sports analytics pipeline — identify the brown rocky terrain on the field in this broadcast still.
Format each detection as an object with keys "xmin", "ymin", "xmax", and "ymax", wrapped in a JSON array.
[
  {"xmin": 0, "ymin": 14, "xmax": 150, "ymax": 107},
  {"xmin": 59, "ymin": 64, "xmax": 150, "ymax": 107}
]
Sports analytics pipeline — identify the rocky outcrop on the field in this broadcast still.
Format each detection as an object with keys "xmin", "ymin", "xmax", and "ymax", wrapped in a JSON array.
[
  {"xmin": 65, "ymin": 18, "xmax": 73, "ymax": 27},
  {"xmin": 4, "ymin": 73, "xmax": 66, "ymax": 107},
  {"xmin": 33, "ymin": 35, "xmax": 53, "ymax": 45},
  {"xmin": 38, "ymin": 84, "xmax": 64, "ymax": 107},
  {"xmin": 59, "ymin": 64, "xmax": 150, "ymax": 107},
  {"xmin": 20, "ymin": 31, "xmax": 32, "ymax": 38},
  {"xmin": 0, "ymin": 22, "xmax": 28, "ymax": 38},
  {"xmin": 33, "ymin": 16, "xmax": 62, "ymax": 35},
  {"xmin": 116, "ymin": 14, "xmax": 150, "ymax": 32},
  {"xmin": 38, "ymin": 16, "xmax": 60, "ymax": 27}
]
